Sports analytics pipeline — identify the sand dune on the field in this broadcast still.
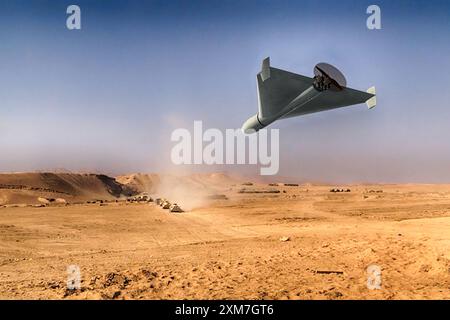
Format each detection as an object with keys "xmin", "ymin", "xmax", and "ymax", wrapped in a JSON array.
[
  {"xmin": 1, "ymin": 173, "xmax": 450, "ymax": 299},
  {"xmin": 0, "ymin": 172, "xmax": 241, "ymax": 206},
  {"xmin": 0, "ymin": 173, "xmax": 133, "ymax": 205},
  {"xmin": 116, "ymin": 173, "xmax": 161, "ymax": 194},
  {"xmin": 116, "ymin": 172, "xmax": 238, "ymax": 193}
]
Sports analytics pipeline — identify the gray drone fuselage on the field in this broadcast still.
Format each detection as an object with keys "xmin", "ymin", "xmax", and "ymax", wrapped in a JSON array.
[{"xmin": 242, "ymin": 57, "xmax": 376, "ymax": 134}]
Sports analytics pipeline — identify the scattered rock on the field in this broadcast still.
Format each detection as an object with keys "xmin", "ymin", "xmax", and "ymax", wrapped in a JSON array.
[
  {"xmin": 326, "ymin": 291, "xmax": 343, "ymax": 299},
  {"xmin": 47, "ymin": 281, "xmax": 60, "ymax": 289},
  {"xmin": 361, "ymin": 247, "xmax": 376, "ymax": 257},
  {"xmin": 420, "ymin": 264, "xmax": 432, "ymax": 273},
  {"xmin": 63, "ymin": 288, "xmax": 81, "ymax": 298},
  {"xmin": 103, "ymin": 272, "xmax": 129, "ymax": 289},
  {"xmin": 141, "ymin": 269, "xmax": 158, "ymax": 280},
  {"xmin": 315, "ymin": 270, "xmax": 344, "ymax": 275},
  {"xmin": 90, "ymin": 276, "xmax": 100, "ymax": 286}
]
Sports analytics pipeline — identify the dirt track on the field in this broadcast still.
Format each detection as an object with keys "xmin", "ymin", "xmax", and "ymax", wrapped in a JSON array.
[{"xmin": 1, "ymin": 184, "xmax": 450, "ymax": 299}]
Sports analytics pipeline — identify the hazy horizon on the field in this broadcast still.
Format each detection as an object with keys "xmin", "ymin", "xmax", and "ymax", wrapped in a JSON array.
[{"xmin": 1, "ymin": 0, "xmax": 450, "ymax": 183}]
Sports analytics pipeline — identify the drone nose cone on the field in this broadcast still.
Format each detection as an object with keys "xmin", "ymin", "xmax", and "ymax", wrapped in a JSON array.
[{"xmin": 242, "ymin": 114, "xmax": 265, "ymax": 134}]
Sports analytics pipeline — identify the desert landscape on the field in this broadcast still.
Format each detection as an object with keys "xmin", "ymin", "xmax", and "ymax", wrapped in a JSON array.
[{"xmin": 0, "ymin": 172, "xmax": 449, "ymax": 300}]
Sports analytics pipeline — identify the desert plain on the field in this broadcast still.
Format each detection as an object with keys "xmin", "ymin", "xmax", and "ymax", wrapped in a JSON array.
[{"xmin": 0, "ymin": 172, "xmax": 449, "ymax": 299}]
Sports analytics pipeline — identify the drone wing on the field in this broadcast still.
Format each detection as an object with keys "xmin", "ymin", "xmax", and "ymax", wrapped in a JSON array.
[
  {"xmin": 257, "ymin": 57, "xmax": 313, "ymax": 119},
  {"xmin": 281, "ymin": 86, "xmax": 376, "ymax": 119}
]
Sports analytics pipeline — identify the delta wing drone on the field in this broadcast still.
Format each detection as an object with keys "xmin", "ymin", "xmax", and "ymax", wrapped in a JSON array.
[{"xmin": 242, "ymin": 57, "xmax": 376, "ymax": 133}]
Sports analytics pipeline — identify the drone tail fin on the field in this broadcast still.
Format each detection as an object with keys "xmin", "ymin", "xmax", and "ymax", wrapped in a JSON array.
[{"xmin": 366, "ymin": 86, "xmax": 377, "ymax": 109}]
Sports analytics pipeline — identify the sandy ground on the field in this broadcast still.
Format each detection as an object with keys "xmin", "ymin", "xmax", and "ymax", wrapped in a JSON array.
[{"xmin": 1, "ymin": 183, "xmax": 450, "ymax": 300}]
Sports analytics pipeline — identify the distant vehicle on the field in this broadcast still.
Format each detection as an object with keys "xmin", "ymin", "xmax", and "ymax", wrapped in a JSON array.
[{"xmin": 242, "ymin": 57, "xmax": 376, "ymax": 133}]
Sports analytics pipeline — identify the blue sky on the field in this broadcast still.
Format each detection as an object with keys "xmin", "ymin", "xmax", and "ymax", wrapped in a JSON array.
[{"xmin": 1, "ymin": 0, "xmax": 450, "ymax": 182}]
